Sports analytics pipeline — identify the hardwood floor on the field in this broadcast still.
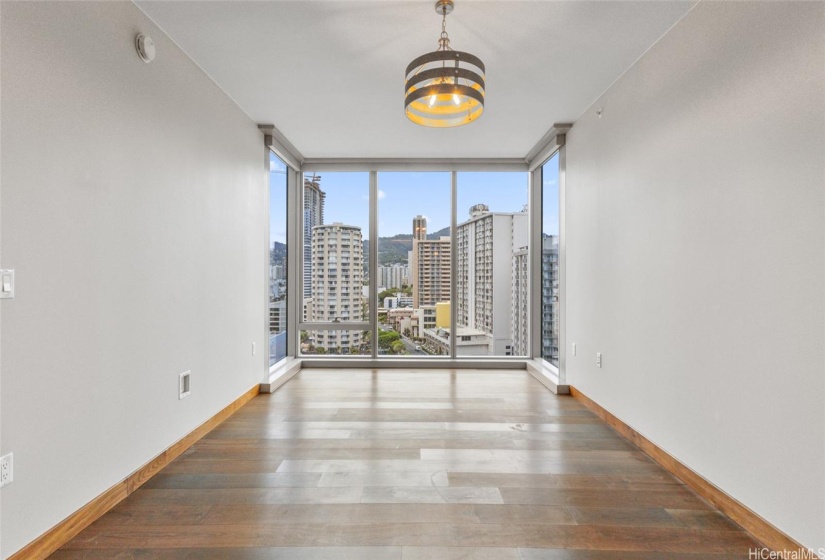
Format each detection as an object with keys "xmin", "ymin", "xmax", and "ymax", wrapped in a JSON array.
[{"xmin": 53, "ymin": 369, "xmax": 762, "ymax": 559}]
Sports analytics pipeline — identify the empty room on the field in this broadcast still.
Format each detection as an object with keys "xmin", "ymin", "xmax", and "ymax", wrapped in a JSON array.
[{"xmin": 1, "ymin": 0, "xmax": 823, "ymax": 559}]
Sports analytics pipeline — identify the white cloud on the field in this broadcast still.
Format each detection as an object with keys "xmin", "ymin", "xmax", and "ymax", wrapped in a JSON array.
[{"xmin": 269, "ymin": 159, "xmax": 286, "ymax": 173}]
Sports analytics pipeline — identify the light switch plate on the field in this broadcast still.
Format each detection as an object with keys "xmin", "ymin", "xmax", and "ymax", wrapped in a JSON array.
[
  {"xmin": 0, "ymin": 270, "xmax": 14, "ymax": 299},
  {"xmin": 179, "ymin": 371, "xmax": 191, "ymax": 399}
]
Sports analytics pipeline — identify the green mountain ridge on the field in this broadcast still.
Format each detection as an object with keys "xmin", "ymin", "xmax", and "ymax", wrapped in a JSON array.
[
  {"xmin": 366, "ymin": 226, "xmax": 450, "ymax": 266},
  {"xmin": 275, "ymin": 227, "xmax": 451, "ymax": 270}
]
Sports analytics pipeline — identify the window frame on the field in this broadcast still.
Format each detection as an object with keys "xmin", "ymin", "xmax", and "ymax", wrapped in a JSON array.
[
  {"xmin": 267, "ymin": 150, "xmax": 565, "ymax": 375},
  {"xmin": 530, "ymin": 144, "xmax": 566, "ymax": 384},
  {"xmin": 267, "ymin": 150, "xmax": 289, "ymax": 369}
]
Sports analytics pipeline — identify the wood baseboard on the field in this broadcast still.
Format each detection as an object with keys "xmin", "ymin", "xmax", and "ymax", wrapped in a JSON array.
[
  {"xmin": 568, "ymin": 386, "xmax": 815, "ymax": 560},
  {"xmin": 10, "ymin": 384, "xmax": 260, "ymax": 560}
]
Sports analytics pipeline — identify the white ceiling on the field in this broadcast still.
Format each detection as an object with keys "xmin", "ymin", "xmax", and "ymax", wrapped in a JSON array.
[{"xmin": 135, "ymin": 1, "xmax": 694, "ymax": 159}]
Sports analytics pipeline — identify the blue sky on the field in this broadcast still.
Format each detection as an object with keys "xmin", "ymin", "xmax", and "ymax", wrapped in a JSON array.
[{"xmin": 269, "ymin": 152, "xmax": 559, "ymax": 245}]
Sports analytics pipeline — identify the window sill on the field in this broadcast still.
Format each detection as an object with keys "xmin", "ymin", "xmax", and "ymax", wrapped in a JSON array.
[
  {"xmin": 262, "ymin": 357, "xmax": 302, "ymax": 393},
  {"xmin": 526, "ymin": 358, "xmax": 569, "ymax": 394}
]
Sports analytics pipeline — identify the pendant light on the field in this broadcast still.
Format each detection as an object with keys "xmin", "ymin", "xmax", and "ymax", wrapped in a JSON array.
[{"xmin": 404, "ymin": 0, "xmax": 485, "ymax": 128}]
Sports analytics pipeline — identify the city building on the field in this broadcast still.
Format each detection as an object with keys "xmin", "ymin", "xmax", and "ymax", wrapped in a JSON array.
[
  {"xmin": 302, "ymin": 297, "xmax": 313, "ymax": 324},
  {"xmin": 269, "ymin": 300, "xmax": 286, "ymax": 334},
  {"xmin": 309, "ymin": 223, "xmax": 363, "ymax": 352},
  {"xmin": 435, "ymin": 302, "xmax": 450, "ymax": 329},
  {"xmin": 302, "ymin": 174, "xmax": 325, "ymax": 297},
  {"xmin": 270, "ymin": 264, "xmax": 285, "ymax": 282},
  {"xmin": 541, "ymin": 235, "xmax": 559, "ymax": 363},
  {"xmin": 511, "ymin": 246, "xmax": 529, "ymax": 357},
  {"xmin": 419, "ymin": 305, "xmax": 437, "ymax": 332},
  {"xmin": 386, "ymin": 307, "xmax": 414, "ymax": 332},
  {"xmin": 383, "ymin": 294, "xmax": 413, "ymax": 309},
  {"xmin": 456, "ymin": 204, "xmax": 528, "ymax": 355},
  {"xmin": 269, "ymin": 300, "xmax": 287, "ymax": 363},
  {"xmin": 410, "ymin": 215, "xmax": 451, "ymax": 308},
  {"xmin": 422, "ymin": 326, "xmax": 488, "ymax": 356},
  {"xmin": 412, "ymin": 215, "xmax": 427, "ymax": 241},
  {"xmin": 377, "ymin": 264, "xmax": 409, "ymax": 290},
  {"xmin": 411, "ymin": 236, "xmax": 451, "ymax": 308}
]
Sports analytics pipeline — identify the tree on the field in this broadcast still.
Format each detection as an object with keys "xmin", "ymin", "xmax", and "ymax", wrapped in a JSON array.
[
  {"xmin": 378, "ymin": 288, "xmax": 399, "ymax": 302},
  {"xmin": 390, "ymin": 340, "xmax": 407, "ymax": 354},
  {"xmin": 378, "ymin": 330, "xmax": 401, "ymax": 349},
  {"xmin": 403, "ymin": 328, "xmax": 411, "ymax": 338}
]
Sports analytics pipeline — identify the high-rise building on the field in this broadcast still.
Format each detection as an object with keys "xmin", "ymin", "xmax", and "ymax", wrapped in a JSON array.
[
  {"xmin": 269, "ymin": 300, "xmax": 286, "ymax": 334},
  {"xmin": 412, "ymin": 237, "xmax": 451, "ymax": 308},
  {"xmin": 511, "ymin": 246, "xmax": 529, "ymax": 356},
  {"xmin": 303, "ymin": 174, "xmax": 325, "ymax": 297},
  {"xmin": 310, "ymin": 222, "xmax": 363, "ymax": 352},
  {"xmin": 378, "ymin": 265, "xmax": 409, "ymax": 290},
  {"xmin": 269, "ymin": 299, "xmax": 287, "ymax": 364},
  {"xmin": 456, "ymin": 204, "xmax": 528, "ymax": 355},
  {"xmin": 410, "ymin": 215, "xmax": 451, "ymax": 308},
  {"xmin": 270, "ymin": 264, "xmax": 285, "ymax": 282},
  {"xmin": 413, "ymin": 215, "xmax": 427, "ymax": 240},
  {"xmin": 541, "ymin": 235, "xmax": 559, "ymax": 363}
]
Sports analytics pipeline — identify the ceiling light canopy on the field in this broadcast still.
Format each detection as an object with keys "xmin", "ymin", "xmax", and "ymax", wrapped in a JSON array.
[{"xmin": 404, "ymin": 0, "xmax": 485, "ymax": 128}]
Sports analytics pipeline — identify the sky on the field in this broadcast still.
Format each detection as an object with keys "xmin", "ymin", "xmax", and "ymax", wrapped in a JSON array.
[{"xmin": 269, "ymin": 151, "xmax": 559, "ymax": 245}]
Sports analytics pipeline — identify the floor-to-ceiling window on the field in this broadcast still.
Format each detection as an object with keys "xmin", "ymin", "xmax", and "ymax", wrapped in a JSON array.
[
  {"xmin": 269, "ymin": 152, "xmax": 288, "ymax": 365},
  {"xmin": 541, "ymin": 153, "xmax": 560, "ymax": 366},
  {"xmin": 456, "ymin": 172, "xmax": 530, "ymax": 357},
  {"xmin": 292, "ymin": 167, "xmax": 535, "ymax": 360},
  {"xmin": 377, "ymin": 172, "xmax": 451, "ymax": 357}
]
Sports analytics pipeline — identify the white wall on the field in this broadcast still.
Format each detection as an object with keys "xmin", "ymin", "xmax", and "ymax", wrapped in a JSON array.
[
  {"xmin": 565, "ymin": 1, "xmax": 824, "ymax": 551},
  {"xmin": 0, "ymin": 2, "xmax": 267, "ymax": 557}
]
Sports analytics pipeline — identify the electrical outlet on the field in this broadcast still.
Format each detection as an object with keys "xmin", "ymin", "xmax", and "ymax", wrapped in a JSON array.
[
  {"xmin": 596, "ymin": 353, "xmax": 602, "ymax": 368},
  {"xmin": 0, "ymin": 453, "xmax": 13, "ymax": 488},
  {"xmin": 572, "ymin": 342, "xmax": 577, "ymax": 356}
]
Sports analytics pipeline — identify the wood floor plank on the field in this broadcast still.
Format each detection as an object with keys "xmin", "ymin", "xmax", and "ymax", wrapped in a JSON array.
[
  {"xmin": 194, "ymin": 437, "xmax": 521, "ymax": 450},
  {"xmin": 447, "ymin": 472, "xmax": 681, "ymax": 490},
  {"xmin": 318, "ymin": 471, "xmax": 451, "ymax": 487},
  {"xmin": 360, "ymin": 486, "xmax": 503, "ymax": 504},
  {"xmin": 52, "ymin": 548, "xmax": 403, "ymax": 560},
  {"xmin": 498, "ymin": 486, "xmax": 708, "ymax": 509},
  {"xmin": 449, "ymin": 524, "xmax": 757, "ymax": 553},
  {"xmin": 199, "ymin": 503, "xmax": 482, "ymax": 525},
  {"xmin": 142, "ymin": 472, "xmax": 323, "ymax": 489},
  {"xmin": 55, "ymin": 370, "xmax": 764, "ymax": 559},
  {"xmin": 517, "ymin": 549, "xmax": 738, "ymax": 559},
  {"xmin": 402, "ymin": 546, "xmax": 521, "ymax": 559},
  {"xmin": 125, "ymin": 486, "xmax": 364, "ymax": 506}
]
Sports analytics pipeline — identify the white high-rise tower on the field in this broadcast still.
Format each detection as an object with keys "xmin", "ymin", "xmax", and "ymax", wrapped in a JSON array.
[{"xmin": 310, "ymin": 223, "xmax": 364, "ymax": 353}]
